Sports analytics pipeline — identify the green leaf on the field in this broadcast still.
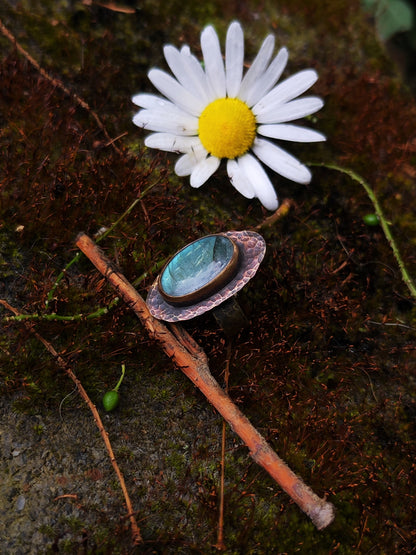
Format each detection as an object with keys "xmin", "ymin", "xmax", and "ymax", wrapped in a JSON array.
[
  {"xmin": 376, "ymin": 0, "xmax": 414, "ymax": 40},
  {"xmin": 362, "ymin": 0, "xmax": 379, "ymax": 9}
]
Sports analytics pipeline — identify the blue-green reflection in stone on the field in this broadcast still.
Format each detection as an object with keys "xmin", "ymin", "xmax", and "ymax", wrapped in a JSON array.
[{"xmin": 159, "ymin": 235, "xmax": 238, "ymax": 303}]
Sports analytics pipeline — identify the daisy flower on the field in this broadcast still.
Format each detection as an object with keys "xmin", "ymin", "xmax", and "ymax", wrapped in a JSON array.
[{"xmin": 132, "ymin": 21, "xmax": 325, "ymax": 211}]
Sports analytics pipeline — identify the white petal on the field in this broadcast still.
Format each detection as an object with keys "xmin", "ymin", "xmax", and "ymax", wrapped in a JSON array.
[
  {"xmin": 144, "ymin": 133, "xmax": 201, "ymax": 153},
  {"xmin": 133, "ymin": 100, "xmax": 194, "ymax": 119},
  {"xmin": 225, "ymin": 21, "xmax": 244, "ymax": 98},
  {"xmin": 226, "ymin": 159, "xmax": 255, "ymax": 198},
  {"xmin": 253, "ymin": 69, "xmax": 318, "ymax": 115},
  {"xmin": 148, "ymin": 68, "xmax": 205, "ymax": 116},
  {"xmin": 132, "ymin": 93, "xmax": 167, "ymax": 109},
  {"xmin": 258, "ymin": 123, "xmax": 326, "ymax": 142},
  {"xmin": 175, "ymin": 155, "xmax": 195, "ymax": 176},
  {"xmin": 201, "ymin": 25, "xmax": 226, "ymax": 98},
  {"xmin": 244, "ymin": 47, "xmax": 288, "ymax": 106},
  {"xmin": 180, "ymin": 46, "xmax": 216, "ymax": 101},
  {"xmin": 252, "ymin": 137, "xmax": 311, "ymax": 184},
  {"xmin": 238, "ymin": 153, "xmax": 278, "ymax": 210},
  {"xmin": 133, "ymin": 108, "xmax": 198, "ymax": 135},
  {"xmin": 175, "ymin": 148, "xmax": 207, "ymax": 176},
  {"xmin": 238, "ymin": 34, "xmax": 275, "ymax": 102},
  {"xmin": 175, "ymin": 154, "xmax": 195, "ymax": 176},
  {"xmin": 190, "ymin": 156, "xmax": 221, "ymax": 188},
  {"xmin": 163, "ymin": 45, "xmax": 210, "ymax": 103},
  {"xmin": 255, "ymin": 96, "xmax": 324, "ymax": 124}
]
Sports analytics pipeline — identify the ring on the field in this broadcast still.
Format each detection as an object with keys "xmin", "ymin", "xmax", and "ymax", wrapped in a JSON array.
[{"xmin": 146, "ymin": 230, "xmax": 266, "ymax": 325}]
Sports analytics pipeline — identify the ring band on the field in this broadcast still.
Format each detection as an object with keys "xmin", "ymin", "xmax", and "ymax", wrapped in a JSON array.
[{"xmin": 146, "ymin": 230, "xmax": 266, "ymax": 323}]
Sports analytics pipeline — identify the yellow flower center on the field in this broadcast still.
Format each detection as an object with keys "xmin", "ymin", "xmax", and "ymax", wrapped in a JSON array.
[{"xmin": 198, "ymin": 98, "xmax": 256, "ymax": 159}]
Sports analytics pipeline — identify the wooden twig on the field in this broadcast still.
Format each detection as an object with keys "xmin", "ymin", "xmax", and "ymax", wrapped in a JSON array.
[
  {"xmin": 215, "ymin": 342, "xmax": 233, "ymax": 551},
  {"xmin": 254, "ymin": 198, "xmax": 293, "ymax": 230},
  {"xmin": 75, "ymin": 232, "xmax": 335, "ymax": 530},
  {"xmin": 0, "ymin": 299, "xmax": 142, "ymax": 545},
  {"xmin": 54, "ymin": 494, "xmax": 79, "ymax": 501},
  {"xmin": 82, "ymin": 0, "xmax": 136, "ymax": 13}
]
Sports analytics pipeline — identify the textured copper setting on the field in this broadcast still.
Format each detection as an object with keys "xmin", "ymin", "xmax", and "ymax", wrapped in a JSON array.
[{"xmin": 146, "ymin": 230, "xmax": 266, "ymax": 322}]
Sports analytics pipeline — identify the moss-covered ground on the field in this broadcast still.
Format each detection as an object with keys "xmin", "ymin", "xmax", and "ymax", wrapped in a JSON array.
[{"xmin": 1, "ymin": 0, "xmax": 416, "ymax": 552}]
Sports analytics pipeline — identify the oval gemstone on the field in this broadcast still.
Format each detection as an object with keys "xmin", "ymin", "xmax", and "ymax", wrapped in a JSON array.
[{"xmin": 159, "ymin": 235, "xmax": 238, "ymax": 305}]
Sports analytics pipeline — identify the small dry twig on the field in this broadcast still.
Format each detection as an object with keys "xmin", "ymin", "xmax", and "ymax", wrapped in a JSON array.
[
  {"xmin": 82, "ymin": 0, "xmax": 136, "ymax": 13},
  {"xmin": 214, "ymin": 342, "xmax": 232, "ymax": 551},
  {"xmin": 75, "ymin": 232, "xmax": 335, "ymax": 531},
  {"xmin": 54, "ymin": 494, "xmax": 79, "ymax": 501},
  {"xmin": 0, "ymin": 299, "xmax": 142, "ymax": 545},
  {"xmin": 254, "ymin": 198, "xmax": 293, "ymax": 230}
]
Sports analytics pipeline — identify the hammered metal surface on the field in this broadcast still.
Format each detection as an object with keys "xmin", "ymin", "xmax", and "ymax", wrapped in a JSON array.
[{"xmin": 146, "ymin": 230, "xmax": 266, "ymax": 322}]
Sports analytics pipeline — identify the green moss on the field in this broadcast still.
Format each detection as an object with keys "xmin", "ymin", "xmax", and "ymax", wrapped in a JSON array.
[
  {"xmin": 0, "ymin": 229, "xmax": 24, "ymax": 281},
  {"xmin": 1, "ymin": 0, "xmax": 416, "ymax": 552}
]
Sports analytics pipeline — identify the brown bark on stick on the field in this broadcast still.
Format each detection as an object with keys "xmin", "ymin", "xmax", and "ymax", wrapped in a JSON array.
[{"xmin": 75, "ymin": 232, "xmax": 335, "ymax": 530}]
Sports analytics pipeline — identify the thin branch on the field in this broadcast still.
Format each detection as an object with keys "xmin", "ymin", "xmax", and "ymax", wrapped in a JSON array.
[
  {"xmin": 310, "ymin": 162, "xmax": 416, "ymax": 301},
  {"xmin": 75, "ymin": 232, "xmax": 335, "ymax": 530},
  {"xmin": 0, "ymin": 299, "xmax": 142, "ymax": 545},
  {"xmin": 254, "ymin": 198, "xmax": 293, "ymax": 230},
  {"xmin": 215, "ymin": 341, "xmax": 233, "ymax": 551},
  {"xmin": 82, "ymin": 0, "xmax": 136, "ymax": 13}
]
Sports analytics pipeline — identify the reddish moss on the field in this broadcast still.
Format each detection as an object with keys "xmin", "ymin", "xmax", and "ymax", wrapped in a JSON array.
[{"xmin": 1, "ymin": 1, "xmax": 416, "ymax": 553}]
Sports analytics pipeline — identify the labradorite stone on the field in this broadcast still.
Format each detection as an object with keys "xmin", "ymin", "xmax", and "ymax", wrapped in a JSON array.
[{"xmin": 160, "ymin": 235, "xmax": 235, "ymax": 298}]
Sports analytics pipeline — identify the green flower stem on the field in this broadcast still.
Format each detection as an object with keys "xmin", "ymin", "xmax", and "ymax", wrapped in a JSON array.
[
  {"xmin": 5, "ymin": 298, "xmax": 119, "ymax": 322},
  {"xmin": 4, "ymin": 180, "xmax": 164, "ymax": 323},
  {"xmin": 114, "ymin": 363, "xmax": 126, "ymax": 392},
  {"xmin": 311, "ymin": 162, "xmax": 416, "ymax": 301},
  {"xmin": 45, "ymin": 251, "xmax": 82, "ymax": 309},
  {"xmin": 6, "ymin": 258, "xmax": 167, "ymax": 322},
  {"xmin": 45, "ymin": 180, "xmax": 158, "ymax": 309},
  {"xmin": 131, "ymin": 257, "xmax": 167, "ymax": 287}
]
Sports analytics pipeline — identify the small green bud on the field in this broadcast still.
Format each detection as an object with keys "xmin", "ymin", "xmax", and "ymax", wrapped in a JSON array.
[
  {"xmin": 363, "ymin": 213, "xmax": 379, "ymax": 226},
  {"xmin": 102, "ymin": 390, "xmax": 120, "ymax": 412},
  {"xmin": 102, "ymin": 364, "xmax": 126, "ymax": 412}
]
